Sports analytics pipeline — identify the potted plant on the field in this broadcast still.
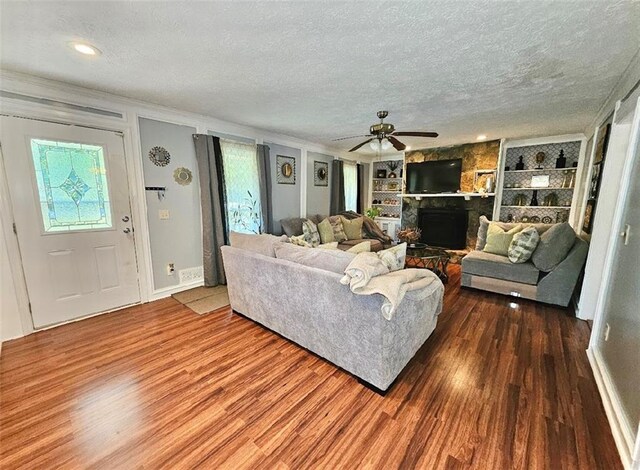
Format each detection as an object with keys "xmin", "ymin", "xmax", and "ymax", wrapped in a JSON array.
[
  {"xmin": 365, "ymin": 207, "xmax": 381, "ymax": 219},
  {"xmin": 397, "ymin": 226, "xmax": 423, "ymax": 247}
]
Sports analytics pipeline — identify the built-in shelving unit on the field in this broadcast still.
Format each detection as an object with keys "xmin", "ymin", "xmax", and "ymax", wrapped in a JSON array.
[
  {"xmin": 371, "ymin": 158, "xmax": 403, "ymax": 240},
  {"xmin": 494, "ymin": 136, "xmax": 587, "ymax": 226},
  {"xmin": 402, "ymin": 192, "xmax": 495, "ymax": 199}
]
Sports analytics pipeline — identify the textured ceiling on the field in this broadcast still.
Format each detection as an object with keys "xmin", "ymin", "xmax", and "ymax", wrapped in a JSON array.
[{"xmin": 1, "ymin": 1, "xmax": 639, "ymax": 154}]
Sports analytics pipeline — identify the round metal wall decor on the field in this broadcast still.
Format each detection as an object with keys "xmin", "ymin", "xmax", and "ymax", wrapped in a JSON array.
[
  {"xmin": 173, "ymin": 167, "xmax": 193, "ymax": 186},
  {"xmin": 149, "ymin": 146, "xmax": 171, "ymax": 167}
]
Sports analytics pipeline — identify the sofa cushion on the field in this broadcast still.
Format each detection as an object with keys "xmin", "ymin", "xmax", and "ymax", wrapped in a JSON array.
[
  {"xmin": 229, "ymin": 232, "xmax": 288, "ymax": 257},
  {"xmin": 476, "ymin": 215, "xmax": 555, "ymax": 251},
  {"xmin": 318, "ymin": 242, "xmax": 339, "ymax": 250},
  {"xmin": 508, "ymin": 227, "xmax": 540, "ymax": 263},
  {"xmin": 338, "ymin": 239, "xmax": 384, "ymax": 252},
  {"xmin": 274, "ymin": 242, "xmax": 356, "ymax": 274},
  {"xmin": 377, "ymin": 243, "xmax": 407, "ymax": 272},
  {"xmin": 302, "ymin": 219, "xmax": 320, "ymax": 247},
  {"xmin": 280, "ymin": 217, "xmax": 305, "ymax": 237},
  {"xmin": 462, "ymin": 250, "xmax": 540, "ymax": 285},
  {"xmin": 483, "ymin": 223, "xmax": 522, "ymax": 256},
  {"xmin": 317, "ymin": 218, "xmax": 335, "ymax": 244},
  {"xmin": 346, "ymin": 241, "xmax": 371, "ymax": 253},
  {"xmin": 341, "ymin": 216, "xmax": 364, "ymax": 240},
  {"xmin": 531, "ymin": 222, "xmax": 576, "ymax": 272}
]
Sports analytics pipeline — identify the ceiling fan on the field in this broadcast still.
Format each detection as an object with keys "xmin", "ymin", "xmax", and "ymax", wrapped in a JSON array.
[{"xmin": 334, "ymin": 111, "xmax": 438, "ymax": 152}]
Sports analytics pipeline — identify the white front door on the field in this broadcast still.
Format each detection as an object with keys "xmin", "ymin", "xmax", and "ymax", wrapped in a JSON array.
[{"xmin": 1, "ymin": 117, "xmax": 140, "ymax": 328}]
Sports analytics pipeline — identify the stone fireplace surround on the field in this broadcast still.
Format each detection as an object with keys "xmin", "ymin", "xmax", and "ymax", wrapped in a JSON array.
[{"xmin": 401, "ymin": 140, "xmax": 500, "ymax": 256}]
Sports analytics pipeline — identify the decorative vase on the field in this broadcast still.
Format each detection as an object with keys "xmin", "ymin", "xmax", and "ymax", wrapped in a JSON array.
[
  {"xmin": 555, "ymin": 149, "xmax": 566, "ymax": 168},
  {"xmin": 515, "ymin": 156, "xmax": 525, "ymax": 171},
  {"xmin": 530, "ymin": 190, "xmax": 539, "ymax": 206},
  {"xmin": 388, "ymin": 172, "xmax": 397, "ymax": 178}
]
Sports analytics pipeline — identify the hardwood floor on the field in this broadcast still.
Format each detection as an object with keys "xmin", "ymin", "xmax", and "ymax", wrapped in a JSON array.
[{"xmin": 0, "ymin": 266, "xmax": 620, "ymax": 469}]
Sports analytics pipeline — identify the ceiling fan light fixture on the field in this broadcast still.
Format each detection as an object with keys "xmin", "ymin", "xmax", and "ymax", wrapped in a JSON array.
[
  {"xmin": 369, "ymin": 140, "xmax": 381, "ymax": 151},
  {"xmin": 476, "ymin": 134, "xmax": 487, "ymax": 141},
  {"xmin": 380, "ymin": 138, "xmax": 393, "ymax": 151}
]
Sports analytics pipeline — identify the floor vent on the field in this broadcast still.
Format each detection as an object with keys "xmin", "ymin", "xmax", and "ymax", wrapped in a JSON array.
[{"xmin": 179, "ymin": 266, "xmax": 204, "ymax": 284}]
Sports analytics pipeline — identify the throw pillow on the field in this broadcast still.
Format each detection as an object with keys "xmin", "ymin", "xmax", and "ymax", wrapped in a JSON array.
[
  {"xmin": 341, "ymin": 216, "xmax": 364, "ymax": 240},
  {"xmin": 476, "ymin": 215, "xmax": 491, "ymax": 250},
  {"xmin": 508, "ymin": 227, "xmax": 540, "ymax": 263},
  {"xmin": 318, "ymin": 242, "xmax": 339, "ymax": 250},
  {"xmin": 289, "ymin": 234, "xmax": 311, "ymax": 248},
  {"xmin": 346, "ymin": 241, "xmax": 371, "ymax": 254},
  {"xmin": 483, "ymin": 223, "xmax": 523, "ymax": 256},
  {"xmin": 328, "ymin": 216, "xmax": 348, "ymax": 243},
  {"xmin": 302, "ymin": 219, "xmax": 320, "ymax": 247},
  {"xmin": 531, "ymin": 222, "xmax": 576, "ymax": 272},
  {"xmin": 280, "ymin": 217, "xmax": 305, "ymax": 237},
  {"xmin": 229, "ymin": 232, "xmax": 288, "ymax": 257},
  {"xmin": 317, "ymin": 218, "xmax": 335, "ymax": 244},
  {"xmin": 376, "ymin": 243, "xmax": 407, "ymax": 272}
]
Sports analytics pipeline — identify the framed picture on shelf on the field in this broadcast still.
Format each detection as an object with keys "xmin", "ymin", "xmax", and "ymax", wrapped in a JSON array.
[
  {"xmin": 376, "ymin": 169, "xmax": 387, "ymax": 178},
  {"xmin": 530, "ymin": 175, "xmax": 550, "ymax": 188},
  {"xmin": 582, "ymin": 199, "xmax": 596, "ymax": 234}
]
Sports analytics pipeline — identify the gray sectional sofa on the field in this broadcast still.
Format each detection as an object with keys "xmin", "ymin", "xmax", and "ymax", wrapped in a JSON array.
[
  {"xmin": 221, "ymin": 233, "xmax": 444, "ymax": 391},
  {"xmin": 461, "ymin": 219, "xmax": 588, "ymax": 306}
]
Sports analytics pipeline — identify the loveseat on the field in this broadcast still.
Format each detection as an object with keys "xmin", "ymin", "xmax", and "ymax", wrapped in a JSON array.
[
  {"xmin": 461, "ymin": 218, "xmax": 588, "ymax": 306},
  {"xmin": 221, "ymin": 232, "xmax": 444, "ymax": 391}
]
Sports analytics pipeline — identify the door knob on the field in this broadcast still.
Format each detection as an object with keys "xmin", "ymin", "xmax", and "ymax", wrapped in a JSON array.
[
  {"xmin": 123, "ymin": 228, "xmax": 131, "ymax": 234},
  {"xmin": 122, "ymin": 216, "xmax": 130, "ymax": 222}
]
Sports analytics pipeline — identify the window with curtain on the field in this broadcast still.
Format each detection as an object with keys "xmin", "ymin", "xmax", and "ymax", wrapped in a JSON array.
[
  {"xmin": 219, "ymin": 139, "xmax": 262, "ymax": 234},
  {"xmin": 343, "ymin": 162, "xmax": 358, "ymax": 212}
]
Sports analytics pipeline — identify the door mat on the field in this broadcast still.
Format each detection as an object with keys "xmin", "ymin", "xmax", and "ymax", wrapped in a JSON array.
[{"xmin": 172, "ymin": 285, "xmax": 229, "ymax": 315}]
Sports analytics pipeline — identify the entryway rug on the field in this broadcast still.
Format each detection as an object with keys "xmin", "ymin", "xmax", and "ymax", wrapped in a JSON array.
[{"xmin": 172, "ymin": 285, "xmax": 229, "ymax": 314}]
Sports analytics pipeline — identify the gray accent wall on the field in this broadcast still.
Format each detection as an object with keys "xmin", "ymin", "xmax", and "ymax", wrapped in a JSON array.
[
  {"xmin": 307, "ymin": 152, "xmax": 333, "ymax": 217},
  {"xmin": 139, "ymin": 118, "xmax": 202, "ymax": 290},
  {"xmin": 268, "ymin": 142, "xmax": 301, "ymax": 234}
]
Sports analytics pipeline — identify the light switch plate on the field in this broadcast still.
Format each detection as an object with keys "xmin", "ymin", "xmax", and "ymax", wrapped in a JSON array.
[{"xmin": 159, "ymin": 209, "xmax": 170, "ymax": 220}]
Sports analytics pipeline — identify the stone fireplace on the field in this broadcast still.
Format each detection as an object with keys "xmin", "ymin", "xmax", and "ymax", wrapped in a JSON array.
[{"xmin": 418, "ymin": 207, "xmax": 468, "ymax": 249}]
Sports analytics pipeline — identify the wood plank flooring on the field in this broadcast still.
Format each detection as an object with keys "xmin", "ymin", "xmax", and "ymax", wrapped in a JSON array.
[{"xmin": 0, "ymin": 266, "xmax": 621, "ymax": 469}]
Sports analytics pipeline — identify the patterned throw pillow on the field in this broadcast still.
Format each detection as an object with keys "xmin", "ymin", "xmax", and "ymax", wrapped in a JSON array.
[
  {"xmin": 341, "ymin": 216, "xmax": 364, "ymax": 240},
  {"xmin": 317, "ymin": 218, "xmax": 335, "ymax": 244},
  {"xmin": 376, "ymin": 243, "xmax": 407, "ymax": 272},
  {"xmin": 289, "ymin": 234, "xmax": 311, "ymax": 247},
  {"xmin": 508, "ymin": 227, "xmax": 540, "ymax": 263},
  {"xmin": 302, "ymin": 219, "xmax": 320, "ymax": 247},
  {"xmin": 346, "ymin": 241, "xmax": 371, "ymax": 254},
  {"xmin": 328, "ymin": 216, "xmax": 348, "ymax": 243},
  {"xmin": 483, "ymin": 223, "xmax": 523, "ymax": 256}
]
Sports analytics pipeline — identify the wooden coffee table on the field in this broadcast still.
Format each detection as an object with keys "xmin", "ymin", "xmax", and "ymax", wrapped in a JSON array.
[{"xmin": 405, "ymin": 243, "xmax": 450, "ymax": 283}]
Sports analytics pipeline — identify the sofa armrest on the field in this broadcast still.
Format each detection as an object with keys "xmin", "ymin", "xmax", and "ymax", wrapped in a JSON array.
[{"xmin": 536, "ymin": 238, "xmax": 588, "ymax": 306}]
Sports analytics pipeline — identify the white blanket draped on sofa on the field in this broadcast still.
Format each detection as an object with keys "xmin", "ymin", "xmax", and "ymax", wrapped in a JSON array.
[{"xmin": 340, "ymin": 252, "xmax": 443, "ymax": 320}]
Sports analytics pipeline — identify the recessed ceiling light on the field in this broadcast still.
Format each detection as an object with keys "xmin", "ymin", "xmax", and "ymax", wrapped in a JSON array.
[
  {"xmin": 476, "ymin": 134, "xmax": 487, "ymax": 141},
  {"xmin": 69, "ymin": 42, "xmax": 101, "ymax": 56}
]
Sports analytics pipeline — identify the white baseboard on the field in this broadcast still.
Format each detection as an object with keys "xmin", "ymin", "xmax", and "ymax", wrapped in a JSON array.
[
  {"xmin": 587, "ymin": 346, "xmax": 636, "ymax": 469},
  {"xmin": 149, "ymin": 278, "xmax": 204, "ymax": 301}
]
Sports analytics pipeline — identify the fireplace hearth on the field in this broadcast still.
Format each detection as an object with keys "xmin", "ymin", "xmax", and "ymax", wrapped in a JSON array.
[{"xmin": 418, "ymin": 208, "xmax": 468, "ymax": 249}]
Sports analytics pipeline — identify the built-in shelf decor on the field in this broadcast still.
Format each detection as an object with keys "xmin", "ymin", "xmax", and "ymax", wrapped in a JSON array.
[{"xmin": 498, "ymin": 140, "xmax": 582, "ymax": 224}]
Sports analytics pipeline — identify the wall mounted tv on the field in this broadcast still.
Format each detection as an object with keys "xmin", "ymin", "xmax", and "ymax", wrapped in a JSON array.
[{"xmin": 406, "ymin": 159, "xmax": 462, "ymax": 194}]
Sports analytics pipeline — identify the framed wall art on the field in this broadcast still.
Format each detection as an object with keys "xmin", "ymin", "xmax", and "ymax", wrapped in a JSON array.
[
  {"xmin": 276, "ymin": 155, "xmax": 296, "ymax": 184},
  {"xmin": 313, "ymin": 161, "xmax": 328, "ymax": 186}
]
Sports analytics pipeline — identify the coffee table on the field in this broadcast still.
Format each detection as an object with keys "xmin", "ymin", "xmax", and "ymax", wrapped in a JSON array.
[{"xmin": 405, "ymin": 243, "xmax": 450, "ymax": 283}]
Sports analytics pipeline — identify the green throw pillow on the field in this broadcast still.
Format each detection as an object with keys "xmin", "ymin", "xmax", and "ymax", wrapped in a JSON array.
[
  {"xmin": 317, "ymin": 218, "xmax": 335, "ymax": 244},
  {"xmin": 508, "ymin": 227, "xmax": 540, "ymax": 263},
  {"xmin": 302, "ymin": 219, "xmax": 320, "ymax": 247},
  {"xmin": 341, "ymin": 216, "xmax": 364, "ymax": 240},
  {"xmin": 483, "ymin": 223, "xmax": 522, "ymax": 256}
]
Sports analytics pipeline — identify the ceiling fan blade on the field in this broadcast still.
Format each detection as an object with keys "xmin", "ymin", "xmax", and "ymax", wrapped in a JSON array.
[
  {"xmin": 348, "ymin": 138, "xmax": 373, "ymax": 152},
  {"xmin": 392, "ymin": 131, "xmax": 439, "ymax": 138},
  {"xmin": 332, "ymin": 134, "xmax": 371, "ymax": 141},
  {"xmin": 387, "ymin": 135, "xmax": 406, "ymax": 151}
]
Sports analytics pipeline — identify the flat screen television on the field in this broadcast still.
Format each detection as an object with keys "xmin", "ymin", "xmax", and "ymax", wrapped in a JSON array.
[{"xmin": 406, "ymin": 159, "xmax": 462, "ymax": 194}]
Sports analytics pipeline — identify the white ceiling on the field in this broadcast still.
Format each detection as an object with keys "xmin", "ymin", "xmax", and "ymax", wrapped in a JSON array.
[{"xmin": 1, "ymin": 1, "xmax": 639, "ymax": 154}]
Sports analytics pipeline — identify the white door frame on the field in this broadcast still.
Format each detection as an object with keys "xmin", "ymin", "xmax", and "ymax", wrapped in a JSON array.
[{"xmin": 0, "ymin": 113, "xmax": 149, "ymax": 335}]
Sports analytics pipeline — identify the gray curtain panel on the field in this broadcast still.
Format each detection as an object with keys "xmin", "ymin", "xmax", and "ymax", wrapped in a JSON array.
[
  {"xmin": 357, "ymin": 163, "xmax": 365, "ymax": 214},
  {"xmin": 193, "ymin": 134, "xmax": 227, "ymax": 286},
  {"xmin": 256, "ymin": 144, "xmax": 273, "ymax": 234},
  {"xmin": 330, "ymin": 159, "xmax": 345, "ymax": 215}
]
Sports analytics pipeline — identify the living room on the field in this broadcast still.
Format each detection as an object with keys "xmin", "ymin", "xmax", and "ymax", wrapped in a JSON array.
[{"xmin": 1, "ymin": 2, "xmax": 639, "ymax": 468}]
